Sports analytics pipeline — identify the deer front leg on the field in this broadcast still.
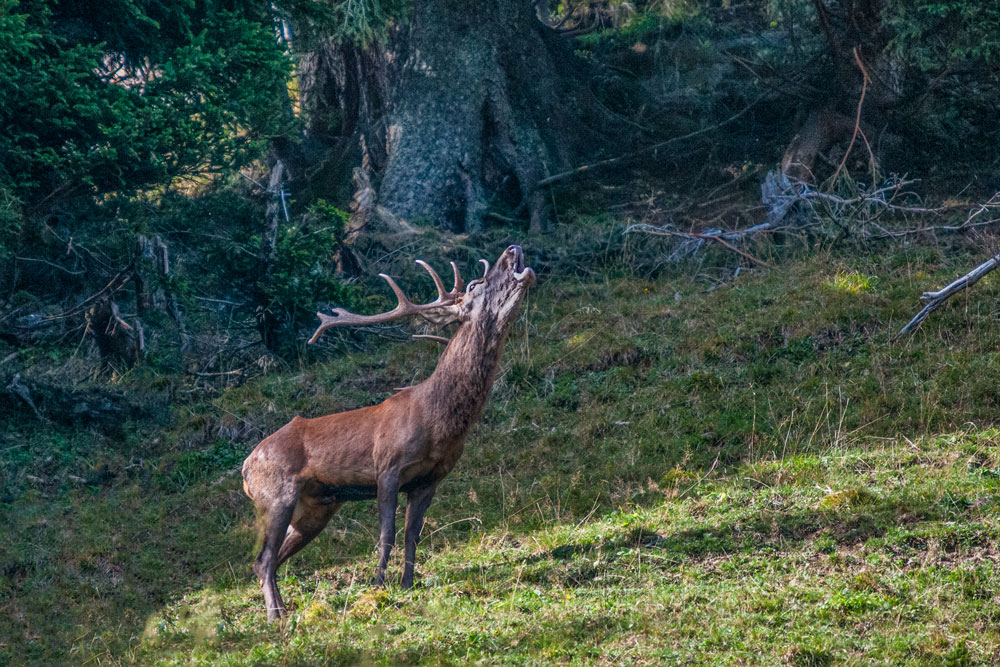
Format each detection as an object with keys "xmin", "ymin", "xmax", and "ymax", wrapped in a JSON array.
[
  {"xmin": 402, "ymin": 483, "xmax": 438, "ymax": 589},
  {"xmin": 374, "ymin": 471, "xmax": 400, "ymax": 586}
]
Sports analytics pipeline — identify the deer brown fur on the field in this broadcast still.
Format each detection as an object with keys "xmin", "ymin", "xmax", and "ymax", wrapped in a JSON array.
[{"xmin": 242, "ymin": 245, "xmax": 535, "ymax": 620}]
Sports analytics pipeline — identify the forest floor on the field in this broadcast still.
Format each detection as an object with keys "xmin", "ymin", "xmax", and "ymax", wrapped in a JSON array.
[{"xmin": 3, "ymin": 224, "xmax": 1000, "ymax": 665}]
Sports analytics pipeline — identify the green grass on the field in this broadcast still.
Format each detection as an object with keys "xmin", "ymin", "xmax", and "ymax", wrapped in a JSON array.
[
  {"xmin": 136, "ymin": 434, "xmax": 1000, "ymax": 665},
  {"xmin": 4, "ymin": 239, "xmax": 1000, "ymax": 664}
]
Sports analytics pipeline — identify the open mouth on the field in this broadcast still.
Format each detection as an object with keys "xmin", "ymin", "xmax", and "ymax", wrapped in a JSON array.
[
  {"xmin": 508, "ymin": 245, "xmax": 535, "ymax": 286},
  {"xmin": 512, "ymin": 246, "xmax": 525, "ymax": 272}
]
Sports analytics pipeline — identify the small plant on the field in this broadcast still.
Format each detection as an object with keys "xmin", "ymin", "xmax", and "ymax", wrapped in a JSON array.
[{"xmin": 262, "ymin": 200, "xmax": 359, "ymax": 353}]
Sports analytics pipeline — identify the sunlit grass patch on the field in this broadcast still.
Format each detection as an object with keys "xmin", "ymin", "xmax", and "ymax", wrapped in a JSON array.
[
  {"xmin": 827, "ymin": 270, "xmax": 881, "ymax": 294},
  {"xmin": 131, "ymin": 435, "xmax": 1000, "ymax": 665}
]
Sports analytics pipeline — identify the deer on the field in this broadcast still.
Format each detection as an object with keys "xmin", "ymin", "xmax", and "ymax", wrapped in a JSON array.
[{"xmin": 241, "ymin": 245, "xmax": 535, "ymax": 620}]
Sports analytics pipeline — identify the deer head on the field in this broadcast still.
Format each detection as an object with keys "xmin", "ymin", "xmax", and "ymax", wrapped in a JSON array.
[{"xmin": 308, "ymin": 245, "xmax": 535, "ymax": 344}]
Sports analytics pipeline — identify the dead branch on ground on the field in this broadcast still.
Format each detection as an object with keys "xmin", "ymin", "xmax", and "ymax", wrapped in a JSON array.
[
  {"xmin": 625, "ymin": 222, "xmax": 776, "ymax": 269},
  {"xmin": 897, "ymin": 253, "xmax": 1000, "ymax": 337}
]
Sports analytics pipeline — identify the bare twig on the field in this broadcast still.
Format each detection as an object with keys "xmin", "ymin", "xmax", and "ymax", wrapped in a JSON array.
[
  {"xmin": 706, "ymin": 234, "xmax": 775, "ymax": 270},
  {"xmin": 830, "ymin": 47, "xmax": 870, "ymax": 185},
  {"xmin": 13, "ymin": 255, "xmax": 85, "ymax": 276},
  {"xmin": 20, "ymin": 265, "xmax": 135, "ymax": 328},
  {"xmin": 762, "ymin": 172, "xmax": 929, "ymax": 229},
  {"xmin": 625, "ymin": 222, "xmax": 776, "ymax": 269},
  {"xmin": 875, "ymin": 194, "xmax": 1000, "ymax": 238}
]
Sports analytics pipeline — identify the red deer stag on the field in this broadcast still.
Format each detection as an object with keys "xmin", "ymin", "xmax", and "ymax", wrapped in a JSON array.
[{"xmin": 242, "ymin": 245, "xmax": 535, "ymax": 620}]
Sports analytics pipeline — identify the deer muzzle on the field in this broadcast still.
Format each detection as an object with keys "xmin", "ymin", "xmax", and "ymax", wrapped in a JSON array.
[{"xmin": 506, "ymin": 245, "xmax": 536, "ymax": 286}]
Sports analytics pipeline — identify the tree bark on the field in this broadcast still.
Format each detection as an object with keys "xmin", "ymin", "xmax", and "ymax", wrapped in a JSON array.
[
  {"xmin": 377, "ymin": 0, "xmax": 579, "ymax": 232},
  {"xmin": 254, "ymin": 159, "xmax": 287, "ymax": 351},
  {"xmin": 780, "ymin": 110, "xmax": 858, "ymax": 181},
  {"xmin": 288, "ymin": 0, "xmax": 592, "ymax": 236}
]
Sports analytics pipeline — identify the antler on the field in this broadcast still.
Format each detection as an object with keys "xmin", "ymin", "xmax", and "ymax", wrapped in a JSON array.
[{"xmin": 308, "ymin": 261, "xmax": 464, "ymax": 344}]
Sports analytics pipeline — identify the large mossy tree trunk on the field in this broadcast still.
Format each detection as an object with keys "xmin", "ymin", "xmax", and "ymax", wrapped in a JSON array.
[
  {"xmin": 290, "ymin": 0, "xmax": 592, "ymax": 236},
  {"xmin": 377, "ymin": 0, "xmax": 580, "ymax": 232}
]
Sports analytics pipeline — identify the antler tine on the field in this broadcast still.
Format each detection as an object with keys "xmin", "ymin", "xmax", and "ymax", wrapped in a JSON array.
[
  {"xmin": 478, "ymin": 258, "xmax": 490, "ymax": 278},
  {"xmin": 378, "ymin": 273, "xmax": 413, "ymax": 308},
  {"xmin": 415, "ymin": 260, "xmax": 449, "ymax": 301},
  {"xmin": 449, "ymin": 261, "xmax": 463, "ymax": 294}
]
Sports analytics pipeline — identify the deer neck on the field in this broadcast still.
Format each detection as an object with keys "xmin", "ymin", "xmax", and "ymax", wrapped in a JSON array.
[{"xmin": 420, "ymin": 316, "xmax": 508, "ymax": 439}]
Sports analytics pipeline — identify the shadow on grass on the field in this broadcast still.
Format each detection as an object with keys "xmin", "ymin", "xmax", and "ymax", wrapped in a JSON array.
[{"xmin": 439, "ymin": 491, "xmax": 995, "ymax": 589}]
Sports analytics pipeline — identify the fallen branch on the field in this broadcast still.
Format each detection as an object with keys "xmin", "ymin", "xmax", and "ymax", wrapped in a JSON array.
[
  {"xmin": 875, "ymin": 193, "xmax": 1000, "ymax": 238},
  {"xmin": 625, "ymin": 221, "xmax": 774, "ymax": 242},
  {"xmin": 797, "ymin": 179, "xmax": 917, "ymax": 208},
  {"xmin": 625, "ymin": 222, "xmax": 776, "ymax": 269},
  {"xmin": 706, "ymin": 234, "xmax": 776, "ymax": 270},
  {"xmin": 762, "ymin": 172, "xmax": 920, "ymax": 227},
  {"xmin": 897, "ymin": 254, "xmax": 1000, "ymax": 337}
]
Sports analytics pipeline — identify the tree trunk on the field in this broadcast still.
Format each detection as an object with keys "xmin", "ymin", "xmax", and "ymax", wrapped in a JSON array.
[
  {"xmin": 377, "ymin": 0, "xmax": 579, "ymax": 232},
  {"xmin": 781, "ymin": 110, "xmax": 858, "ymax": 181},
  {"xmin": 287, "ymin": 0, "xmax": 592, "ymax": 236},
  {"xmin": 254, "ymin": 159, "xmax": 287, "ymax": 352},
  {"xmin": 780, "ymin": 0, "xmax": 902, "ymax": 183},
  {"xmin": 88, "ymin": 299, "xmax": 143, "ymax": 366}
]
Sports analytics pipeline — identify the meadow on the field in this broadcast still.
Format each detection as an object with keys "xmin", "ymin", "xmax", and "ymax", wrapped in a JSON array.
[{"xmin": 3, "ymin": 231, "xmax": 1000, "ymax": 665}]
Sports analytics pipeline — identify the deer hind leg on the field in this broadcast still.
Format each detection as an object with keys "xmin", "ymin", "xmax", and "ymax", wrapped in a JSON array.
[
  {"xmin": 276, "ymin": 500, "xmax": 342, "ymax": 568},
  {"xmin": 252, "ymin": 494, "xmax": 297, "ymax": 622}
]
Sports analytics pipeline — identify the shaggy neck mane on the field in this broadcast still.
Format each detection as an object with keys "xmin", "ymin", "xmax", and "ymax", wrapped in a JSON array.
[{"xmin": 422, "ymin": 314, "xmax": 509, "ymax": 440}]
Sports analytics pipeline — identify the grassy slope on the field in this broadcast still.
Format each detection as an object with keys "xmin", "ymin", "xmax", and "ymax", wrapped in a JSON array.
[{"xmin": 3, "ymin": 238, "xmax": 1000, "ymax": 665}]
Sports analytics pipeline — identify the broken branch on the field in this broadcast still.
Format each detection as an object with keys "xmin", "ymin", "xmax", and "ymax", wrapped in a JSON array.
[
  {"xmin": 625, "ymin": 222, "xmax": 776, "ymax": 269},
  {"xmin": 897, "ymin": 254, "xmax": 1000, "ymax": 337}
]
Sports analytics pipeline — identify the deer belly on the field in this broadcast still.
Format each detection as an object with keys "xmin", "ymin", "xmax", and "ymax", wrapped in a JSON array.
[{"xmin": 303, "ymin": 479, "xmax": 377, "ymax": 504}]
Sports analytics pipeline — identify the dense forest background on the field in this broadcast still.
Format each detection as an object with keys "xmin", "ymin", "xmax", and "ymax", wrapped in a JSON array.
[
  {"xmin": 3, "ymin": 0, "xmax": 998, "ymax": 368},
  {"xmin": 2, "ymin": 0, "xmax": 1000, "ymax": 664}
]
